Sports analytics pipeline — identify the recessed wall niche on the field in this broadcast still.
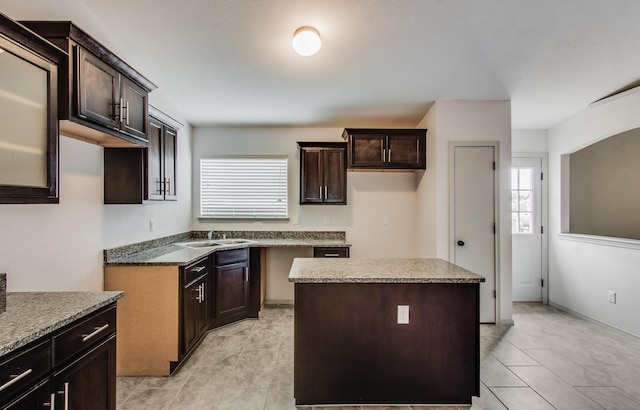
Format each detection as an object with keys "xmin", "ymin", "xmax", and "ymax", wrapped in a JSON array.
[{"xmin": 563, "ymin": 127, "xmax": 640, "ymax": 240}]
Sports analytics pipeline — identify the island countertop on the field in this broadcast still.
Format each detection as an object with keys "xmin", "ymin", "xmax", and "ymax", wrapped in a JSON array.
[
  {"xmin": 0, "ymin": 291, "xmax": 124, "ymax": 357},
  {"xmin": 288, "ymin": 257, "xmax": 485, "ymax": 283}
]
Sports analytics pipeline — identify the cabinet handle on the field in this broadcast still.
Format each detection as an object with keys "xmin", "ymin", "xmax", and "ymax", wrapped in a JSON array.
[
  {"xmin": 44, "ymin": 393, "xmax": 56, "ymax": 409},
  {"xmin": 244, "ymin": 267, "xmax": 249, "ymax": 282},
  {"xmin": 200, "ymin": 283, "xmax": 205, "ymax": 303},
  {"xmin": 82, "ymin": 324, "xmax": 109, "ymax": 342},
  {"xmin": 119, "ymin": 98, "xmax": 124, "ymax": 124},
  {"xmin": 319, "ymin": 186, "xmax": 323, "ymax": 200},
  {"xmin": 388, "ymin": 148, "xmax": 392, "ymax": 162},
  {"xmin": 166, "ymin": 178, "xmax": 171, "ymax": 195},
  {"xmin": 381, "ymin": 146, "xmax": 385, "ymax": 163},
  {"xmin": 324, "ymin": 186, "xmax": 328, "ymax": 199},
  {"xmin": 324, "ymin": 253, "xmax": 340, "ymax": 257},
  {"xmin": 57, "ymin": 382, "xmax": 69, "ymax": 410},
  {"xmin": 0, "ymin": 368, "xmax": 33, "ymax": 391},
  {"xmin": 190, "ymin": 266, "xmax": 205, "ymax": 273},
  {"xmin": 125, "ymin": 101, "xmax": 130, "ymax": 126}
]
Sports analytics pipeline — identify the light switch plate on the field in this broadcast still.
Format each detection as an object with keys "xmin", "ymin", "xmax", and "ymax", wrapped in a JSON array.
[{"xmin": 608, "ymin": 291, "xmax": 616, "ymax": 304}]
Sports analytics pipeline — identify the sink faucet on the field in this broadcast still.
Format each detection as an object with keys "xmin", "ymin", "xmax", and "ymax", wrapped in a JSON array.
[
  {"xmin": 207, "ymin": 230, "xmax": 213, "ymax": 240},
  {"xmin": 222, "ymin": 233, "xmax": 227, "ymax": 240}
]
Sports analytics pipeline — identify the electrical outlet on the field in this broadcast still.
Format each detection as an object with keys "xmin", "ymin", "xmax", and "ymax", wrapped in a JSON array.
[
  {"xmin": 608, "ymin": 291, "xmax": 616, "ymax": 304},
  {"xmin": 397, "ymin": 305, "xmax": 409, "ymax": 324},
  {"xmin": 253, "ymin": 221, "xmax": 262, "ymax": 227},
  {"xmin": 149, "ymin": 219, "xmax": 155, "ymax": 232},
  {"xmin": 291, "ymin": 215, "xmax": 299, "ymax": 225},
  {"xmin": 383, "ymin": 216, "xmax": 389, "ymax": 225}
]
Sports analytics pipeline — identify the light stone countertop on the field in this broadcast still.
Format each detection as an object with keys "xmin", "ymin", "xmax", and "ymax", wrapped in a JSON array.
[
  {"xmin": 106, "ymin": 238, "xmax": 350, "ymax": 266},
  {"xmin": 0, "ymin": 291, "xmax": 123, "ymax": 357},
  {"xmin": 288, "ymin": 258, "xmax": 485, "ymax": 283}
]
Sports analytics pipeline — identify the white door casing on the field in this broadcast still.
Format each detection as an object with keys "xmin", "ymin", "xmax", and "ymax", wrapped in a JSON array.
[{"xmin": 451, "ymin": 144, "xmax": 497, "ymax": 323}]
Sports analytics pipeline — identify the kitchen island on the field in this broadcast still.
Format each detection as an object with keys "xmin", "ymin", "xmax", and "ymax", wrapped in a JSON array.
[{"xmin": 288, "ymin": 258, "xmax": 484, "ymax": 407}]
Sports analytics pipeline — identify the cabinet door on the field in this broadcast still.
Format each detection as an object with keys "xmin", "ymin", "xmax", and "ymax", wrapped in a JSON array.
[
  {"xmin": 387, "ymin": 134, "xmax": 425, "ymax": 169},
  {"xmin": 300, "ymin": 148, "xmax": 324, "ymax": 204},
  {"xmin": 52, "ymin": 336, "xmax": 116, "ymax": 410},
  {"xmin": 120, "ymin": 77, "xmax": 148, "ymax": 142},
  {"xmin": 182, "ymin": 281, "xmax": 199, "ymax": 354},
  {"xmin": 323, "ymin": 148, "xmax": 346, "ymax": 204},
  {"xmin": 146, "ymin": 119, "xmax": 164, "ymax": 200},
  {"xmin": 215, "ymin": 262, "xmax": 249, "ymax": 318},
  {"xmin": 163, "ymin": 127, "xmax": 178, "ymax": 201},
  {"xmin": 348, "ymin": 134, "xmax": 386, "ymax": 168},
  {"xmin": 77, "ymin": 47, "xmax": 118, "ymax": 130}
]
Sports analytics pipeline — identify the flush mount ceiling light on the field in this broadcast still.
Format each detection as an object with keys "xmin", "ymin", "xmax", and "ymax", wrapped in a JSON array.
[{"xmin": 292, "ymin": 26, "xmax": 321, "ymax": 56}]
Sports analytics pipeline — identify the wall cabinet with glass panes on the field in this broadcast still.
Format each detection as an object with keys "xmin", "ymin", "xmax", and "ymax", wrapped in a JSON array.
[{"xmin": 0, "ymin": 14, "xmax": 66, "ymax": 203}]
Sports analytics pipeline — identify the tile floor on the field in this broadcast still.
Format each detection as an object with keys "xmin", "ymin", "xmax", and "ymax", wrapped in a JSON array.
[{"xmin": 116, "ymin": 303, "xmax": 640, "ymax": 409}]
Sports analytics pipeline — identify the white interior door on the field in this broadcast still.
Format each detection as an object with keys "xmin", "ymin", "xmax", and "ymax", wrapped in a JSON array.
[
  {"xmin": 452, "ymin": 145, "xmax": 496, "ymax": 323},
  {"xmin": 512, "ymin": 157, "xmax": 543, "ymax": 302}
]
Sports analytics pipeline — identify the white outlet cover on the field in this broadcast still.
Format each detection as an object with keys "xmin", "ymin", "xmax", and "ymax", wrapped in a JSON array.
[{"xmin": 397, "ymin": 305, "xmax": 409, "ymax": 324}]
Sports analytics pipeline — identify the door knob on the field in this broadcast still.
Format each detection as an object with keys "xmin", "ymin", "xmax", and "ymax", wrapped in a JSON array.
[{"xmin": 457, "ymin": 240, "xmax": 465, "ymax": 246}]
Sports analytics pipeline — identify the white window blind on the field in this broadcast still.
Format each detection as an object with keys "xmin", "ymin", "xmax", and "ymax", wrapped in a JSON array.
[{"xmin": 200, "ymin": 156, "xmax": 288, "ymax": 219}]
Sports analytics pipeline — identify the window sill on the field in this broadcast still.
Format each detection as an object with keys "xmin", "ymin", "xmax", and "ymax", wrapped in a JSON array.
[
  {"xmin": 558, "ymin": 233, "xmax": 640, "ymax": 250},
  {"xmin": 198, "ymin": 216, "xmax": 290, "ymax": 223}
]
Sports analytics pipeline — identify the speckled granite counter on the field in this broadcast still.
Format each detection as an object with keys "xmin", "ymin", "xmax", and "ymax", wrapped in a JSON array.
[
  {"xmin": 105, "ymin": 231, "xmax": 350, "ymax": 266},
  {"xmin": 0, "ymin": 291, "xmax": 123, "ymax": 357},
  {"xmin": 288, "ymin": 257, "xmax": 485, "ymax": 283}
]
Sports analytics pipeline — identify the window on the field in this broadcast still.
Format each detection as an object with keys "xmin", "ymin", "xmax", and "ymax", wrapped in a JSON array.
[
  {"xmin": 512, "ymin": 167, "xmax": 534, "ymax": 234},
  {"xmin": 200, "ymin": 156, "xmax": 288, "ymax": 219}
]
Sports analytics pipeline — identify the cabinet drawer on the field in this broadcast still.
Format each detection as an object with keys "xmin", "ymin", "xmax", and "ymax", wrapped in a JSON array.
[
  {"xmin": 215, "ymin": 248, "xmax": 248, "ymax": 266},
  {"xmin": 52, "ymin": 305, "xmax": 116, "ymax": 367},
  {"xmin": 183, "ymin": 257, "xmax": 209, "ymax": 285},
  {"xmin": 313, "ymin": 247, "xmax": 350, "ymax": 258},
  {"xmin": 0, "ymin": 339, "xmax": 50, "ymax": 405}
]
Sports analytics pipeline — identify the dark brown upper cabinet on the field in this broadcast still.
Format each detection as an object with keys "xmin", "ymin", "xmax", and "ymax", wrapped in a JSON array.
[
  {"xmin": 0, "ymin": 14, "xmax": 67, "ymax": 204},
  {"xmin": 20, "ymin": 21, "xmax": 157, "ymax": 148},
  {"xmin": 342, "ymin": 128, "xmax": 427, "ymax": 170},
  {"xmin": 145, "ymin": 106, "xmax": 180, "ymax": 201},
  {"xmin": 298, "ymin": 142, "xmax": 347, "ymax": 205},
  {"xmin": 103, "ymin": 106, "xmax": 181, "ymax": 204}
]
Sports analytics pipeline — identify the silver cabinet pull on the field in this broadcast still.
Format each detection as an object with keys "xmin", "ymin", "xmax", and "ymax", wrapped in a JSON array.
[
  {"xmin": 388, "ymin": 148, "xmax": 392, "ymax": 162},
  {"xmin": 0, "ymin": 368, "xmax": 33, "ymax": 391},
  {"xmin": 165, "ymin": 178, "xmax": 171, "ymax": 195},
  {"xmin": 190, "ymin": 266, "xmax": 205, "ymax": 273},
  {"xmin": 381, "ymin": 146, "xmax": 385, "ymax": 162},
  {"xmin": 244, "ymin": 267, "xmax": 249, "ymax": 282},
  {"xmin": 324, "ymin": 253, "xmax": 340, "ymax": 257},
  {"xmin": 324, "ymin": 186, "xmax": 328, "ymax": 199},
  {"xmin": 44, "ymin": 393, "xmax": 56, "ymax": 409},
  {"xmin": 119, "ymin": 98, "xmax": 124, "ymax": 123},
  {"xmin": 82, "ymin": 324, "xmax": 109, "ymax": 342},
  {"xmin": 57, "ymin": 382, "xmax": 69, "ymax": 410},
  {"xmin": 319, "ymin": 186, "xmax": 323, "ymax": 199},
  {"xmin": 125, "ymin": 101, "xmax": 130, "ymax": 125}
]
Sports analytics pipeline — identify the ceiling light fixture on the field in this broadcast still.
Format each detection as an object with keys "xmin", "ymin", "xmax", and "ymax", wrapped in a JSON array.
[{"xmin": 292, "ymin": 26, "xmax": 321, "ymax": 56}]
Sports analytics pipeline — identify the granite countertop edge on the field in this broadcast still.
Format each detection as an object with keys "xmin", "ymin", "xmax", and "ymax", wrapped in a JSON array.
[
  {"xmin": 288, "ymin": 258, "xmax": 485, "ymax": 284},
  {"xmin": 0, "ymin": 291, "xmax": 124, "ymax": 357},
  {"xmin": 105, "ymin": 239, "xmax": 351, "ymax": 267}
]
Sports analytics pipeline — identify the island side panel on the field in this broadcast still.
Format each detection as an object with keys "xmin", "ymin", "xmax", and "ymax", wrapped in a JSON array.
[
  {"xmin": 294, "ymin": 282, "xmax": 480, "ymax": 405},
  {"xmin": 104, "ymin": 265, "xmax": 179, "ymax": 376}
]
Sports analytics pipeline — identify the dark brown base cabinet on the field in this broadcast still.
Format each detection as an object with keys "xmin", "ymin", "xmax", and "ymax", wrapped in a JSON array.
[
  {"xmin": 294, "ymin": 283, "xmax": 479, "ymax": 406},
  {"xmin": 213, "ymin": 248, "xmax": 256, "ymax": 328},
  {"xmin": 181, "ymin": 257, "xmax": 210, "ymax": 357},
  {"xmin": 0, "ymin": 304, "xmax": 117, "ymax": 410}
]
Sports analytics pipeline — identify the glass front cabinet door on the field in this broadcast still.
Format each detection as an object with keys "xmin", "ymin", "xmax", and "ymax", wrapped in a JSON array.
[{"xmin": 0, "ymin": 14, "xmax": 65, "ymax": 203}]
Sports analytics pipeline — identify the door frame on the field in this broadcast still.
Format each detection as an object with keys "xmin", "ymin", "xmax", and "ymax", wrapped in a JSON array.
[
  {"xmin": 449, "ymin": 141, "xmax": 500, "ymax": 323},
  {"xmin": 512, "ymin": 152, "xmax": 549, "ymax": 304}
]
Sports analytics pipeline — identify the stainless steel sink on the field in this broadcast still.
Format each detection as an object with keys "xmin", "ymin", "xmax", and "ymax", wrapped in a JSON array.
[
  {"xmin": 214, "ymin": 239, "xmax": 254, "ymax": 245},
  {"xmin": 178, "ymin": 239, "xmax": 255, "ymax": 248},
  {"xmin": 178, "ymin": 241, "xmax": 222, "ymax": 248}
]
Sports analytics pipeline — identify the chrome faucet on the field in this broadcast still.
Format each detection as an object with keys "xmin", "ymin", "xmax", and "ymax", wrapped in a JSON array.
[
  {"xmin": 222, "ymin": 233, "xmax": 227, "ymax": 240},
  {"xmin": 207, "ymin": 230, "xmax": 213, "ymax": 240}
]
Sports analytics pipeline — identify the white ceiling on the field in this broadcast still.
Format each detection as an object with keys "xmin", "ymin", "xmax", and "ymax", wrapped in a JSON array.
[{"xmin": 6, "ymin": 0, "xmax": 640, "ymax": 129}]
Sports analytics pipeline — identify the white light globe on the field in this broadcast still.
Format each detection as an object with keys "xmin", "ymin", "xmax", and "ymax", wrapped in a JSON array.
[{"xmin": 292, "ymin": 26, "xmax": 321, "ymax": 56}]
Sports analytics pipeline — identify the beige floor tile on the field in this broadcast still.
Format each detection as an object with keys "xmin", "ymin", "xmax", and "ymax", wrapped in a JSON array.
[
  {"xmin": 576, "ymin": 386, "xmax": 640, "ymax": 409},
  {"xmin": 491, "ymin": 387, "xmax": 554, "ymax": 410}
]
